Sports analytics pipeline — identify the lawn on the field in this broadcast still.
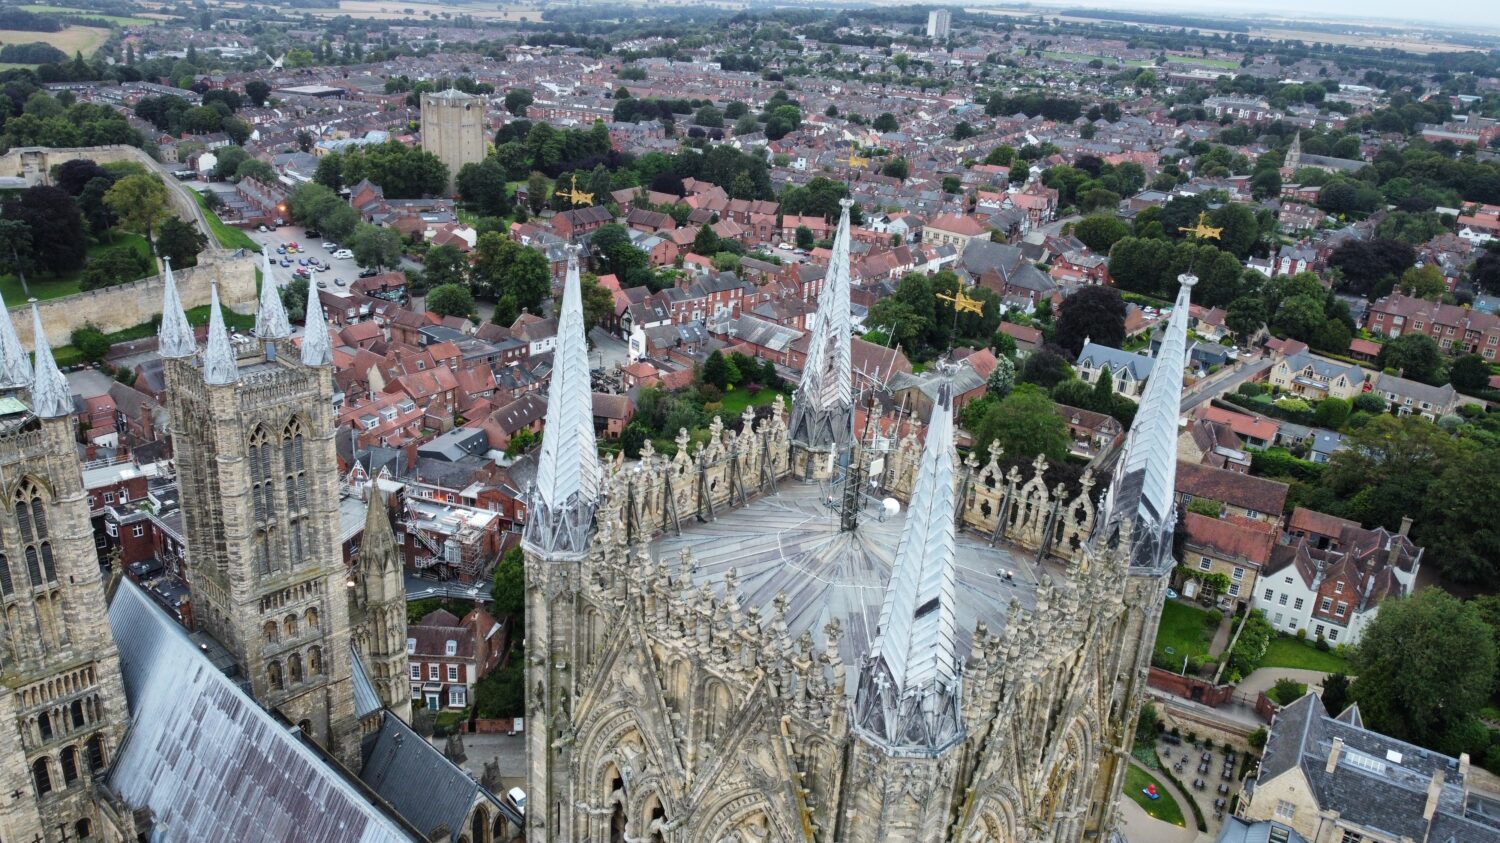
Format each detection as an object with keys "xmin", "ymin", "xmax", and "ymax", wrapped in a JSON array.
[
  {"xmin": 1261, "ymin": 637, "xmax": 1352, "ymax": 673},
  {"xmin": 1039, "ymin": 50, "xmax": 1153, "ymax": 67},
  {"xmin": 715, "ymin": 386, "xmax": 786, "ymax": 418},
  {"xmin": 1124, "ymin": 764, "xmax": 1186, "ymax": 826},
  {"xmin": 0, "ymin": 24, "xmax": 109, "ymax": 59},
  {"xmin": 192, "ymin": 190, "xmax": 262, "ymax": 253},
  {"xmin": 20, "ymin": 5, "xmax": 157, "ymax": 25},
  {"xmin": 1155, "ymin": 601, "xmax": 1218, "ymax": 664},
  {"xmin": 0, "ymin": 232, "xmax": 151, "ymax": 306},
  {"xmin": 1171, "ymin": 55, "xmax": 1241, "ymax": 69},
  {"xmin": 50, "ymin": 299, "xmax": 254, "ymax": 367}
]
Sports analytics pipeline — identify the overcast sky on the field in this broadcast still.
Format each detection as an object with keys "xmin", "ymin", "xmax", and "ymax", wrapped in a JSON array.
[{"xmin": 979, "ymin": 0, "xmax": 1500, "ymax": 29}]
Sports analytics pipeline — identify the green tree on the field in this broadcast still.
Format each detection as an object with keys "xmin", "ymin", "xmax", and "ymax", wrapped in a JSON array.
[
  {"xmin": 455, "ymin": 158, "xmax": 511, "ymax": 218},
  {"xmin": 1053, "ymin": 285, "xmax": 1125, "ymax": 356},
  {"xmin": 526, "ymin": 171, "xmax": 549, "ymax": 214},
  {"xmin": 103, "ymin": 173, "xmax": 169, "ymax": 255},
  {"xmin": 575, "ymin": 273, "xmax": 615, "ymax": 333},
  {"xmin": 505, "ymin": 427, "xmax": 537, "ymax": 457},
  {"xmin": 503, "ymin": 88, "xmax": 533, "ymax": 117},
  {"xmin": 471, "ymin": 233, "xmax": 552, "ymax": 317},
  {"xmin": 278, "ymin": 278, "xmax": 307, "ymax": 322},
  {"xmin": 1321, "ymin": 672, "xmax": 1352, "ymax": 717},
  {"xmin": 1422, "ymin": 449, "xmax": 1500, "ymax": 588},
  {"xmin": 1312, "ymin": 397, "xmax": 1350, "ymax": 429},
  {"xmin": 692, "ymin": 224, "xmax": 719, "ymax": 256},
  {"xmin": 986, "ymin": 355, "xmax": 1015, "ymax": 398},
  {"xmin": 1377, "ymin": 333, "xmax": 1441, "ymax": 383},
  {"xmin": 422, "ymin": 244, "xmax": 468, "ymax": 289},
  {"xmin": 78, "ymin": 245, "xmax": 149, "ymax": 291},
  {"xmin": 1073, "ymin": 214, "xmax": 1129, "ymax": 253},
  {"xmin": 155, "ymin": 215, "xmax": 208, "ymax": 269},
  {"xmin": 244, "ymin": 80, "xmax": 271, "ymax": 108},
  {"xmin": 1020, "ymin": 348, "xmax": 1073, "ymax": 389},
  {"xmin": 425, "ymin": 283, "xmax": 475, "ymax": 318},
  {"xmin": 348, "ymin": 224, "xmax": 403, "ymax": 271},
  {"xmin": 1449, "ymin": 354, "xmax": 1490, "ymax": 391},
  {"xmin": 489, "ymin": 546, "xmax": 525, "ymax": 626},
  {"xmin": 0, "ymin": 218, "xmax": 34, "ymax": 297},
  {"xmin": 1272, "ymin": 294, "xmax": 1328, "ymax": 342},
  {"xmin": 970, "ymin": 384, "xmax": 1070, "ymax": 463},
  {"xmin": 70, "ymin": 325, "xmax": 110, "ymax": 363},
  {"xmin": 1352, "ymin": 589, "xmax": 1496, "ymax": 750},
  {"xmin": 794, "ymin": 225, "xmax": 814, "ymax": 250},
  {"xmin": 702, "ymin": 350, "xmax": 739, "ymax": 389},
  {"xmin": 1397, "ymin": 265, "xmax": 1446, "ymax": 300},
  {"xmin": 211, "ymin": 146, "xmax": 249, "ymax": 180},
  {"xmin": 882, "ymin": 157, "xmax": 909, "ymax": 181},
  {"xmin": 872, "ymin": 112, "xmax": 898, "ymax": 132},
  {"xmin": 1225, "ymin": 296, "xmax": 1267, "ymax": 343}
]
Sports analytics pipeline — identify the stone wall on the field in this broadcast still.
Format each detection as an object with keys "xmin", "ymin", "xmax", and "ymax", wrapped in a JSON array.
[{"xmin": 13, "ymin": 252, "xmax": 257, "ymax": 347}]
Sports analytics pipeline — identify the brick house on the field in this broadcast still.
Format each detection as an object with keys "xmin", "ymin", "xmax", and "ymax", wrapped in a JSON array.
[
  {"xmin": 1363, "ymin": 292, "xmax": 1500, "ymax": 358},
  {"xmin": 552, "ymin": 205, "xmax": 614, "ymax": 239},
  {"xmin": 1178, "ymin": 512, "xmax": 1278, "ymax": 609},
  {"xmin": 406, "ymin": 608, "xmax": 506, "ymax": 710},
  {"xmin": 1176, "ymin": 462, "xmax": 1288, "ymax": 525}
]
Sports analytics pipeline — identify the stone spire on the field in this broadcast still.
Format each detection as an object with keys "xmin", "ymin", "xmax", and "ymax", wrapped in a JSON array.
[
  {"xmin": 0, "ymin": 299, "xmax": 32, "ymax": 389},
  {"xmin": 788, "ymin": 198, "xmax": 854, "ymax": 453},
  {"xmin": 202, "ymin": 280, "xmax": 239, "ymax": 385},
  {"xmin": 854, "ymin": 378, "xmax": 963, "ymax": 755},
  {"xmin": 254, "ymin": 251, "xmax": 291, "ymax": 340},
  {"xmin": 1096, "ymin": 273, "xmax": 1196, "ymax": 570},
  {"xmin": 522, "ymin": 245, "xmax": 600, "ymax": 558},
  {"xmin": 362, "ymin": 481, "xmax": 399, "ymax": 576},
  {"xmin": 27, "ymin": 303, "xmax": 71, "ymax": 418},
  {"xmin": 300, "ymin": 270, "xmax": 332, "ymax": 367},
  {"xmin": 157, "ymin": 257, "xmax": 197, "ymax": 359}
]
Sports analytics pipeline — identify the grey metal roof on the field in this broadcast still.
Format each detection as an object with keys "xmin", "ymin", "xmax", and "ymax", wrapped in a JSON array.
[
  {"xmin": 351, "ymin": 646, "xmax": 382, "ymax": 718},
  {"xmin": 106, "ymin": 580, "xmax": 413, "ymax": 843},
  {"xmin": 1214, "ymin": 818, "xmax": 1307, "ymax": 843},
  {"xmin": 360, "ymin": 711, "xmax": 516, "ymax": 841}
]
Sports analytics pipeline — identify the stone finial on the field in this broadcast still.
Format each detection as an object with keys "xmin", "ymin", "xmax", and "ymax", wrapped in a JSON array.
[
  {"xmin": 27, "ymin": 302, "xmax": 71, "ymax": 418},
  {"xmin": 157, "ymin": 256, "xmax": 197, "ymax": 359}
]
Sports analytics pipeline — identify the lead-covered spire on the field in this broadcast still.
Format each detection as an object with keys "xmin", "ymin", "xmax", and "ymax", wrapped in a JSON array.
[
  {"xmin": 28, "ymin": 303, "xmax": 71, "ymax": 418},
  {"xmin": 522, "ymin": 245, "xmax": 600, "ymax": 558},
  {"xmin": 254, "ymin": 250, "xmax": 291, "ymax": 339},
  {"xmin": 300, "ymin": 270, "xmax": 332, "ymax": 367},
  {"xmin": 202, "ymin": 281, "xmax": 239, "ymax": 385},
  {"xmin": 1096, "ymin": 273, "xmax": 1196, "ymax": 569},
  {"xmin": 157, "ymin": 257, "xmax": 197, "ymax": 359},
  {"xmin": 854, "ymin": 379, "xmax": 963, "ymax": 755},
  {"xmin": 788, "ymin": 198, "xmax": 854, "ymax": 452},
  {"xmin": 0, "ymin": 300, "xmax": 32, "ymax": 389}
]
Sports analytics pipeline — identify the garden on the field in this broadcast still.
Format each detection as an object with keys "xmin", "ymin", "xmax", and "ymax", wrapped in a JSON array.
[{"xmin": 1152, "ymin": 600, "xmax": 1220, "ymax": 673}]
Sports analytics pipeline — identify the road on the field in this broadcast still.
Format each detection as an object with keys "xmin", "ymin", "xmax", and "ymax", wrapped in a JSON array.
[{"xmin": 1181, "ymin": 357, "xmax": 1271, "ymax": 411}]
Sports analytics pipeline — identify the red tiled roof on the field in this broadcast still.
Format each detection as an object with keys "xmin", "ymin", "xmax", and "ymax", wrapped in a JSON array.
[{"xmin": 1182, "ymin": 512, "xmax": 1277, "ymax": 565}]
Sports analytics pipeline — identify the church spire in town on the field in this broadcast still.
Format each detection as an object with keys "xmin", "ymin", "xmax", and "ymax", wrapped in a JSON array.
[
  {"xmin": 300, "ymin": 270, "xmax": 332, "ymax": 367},
  {"xmin": 255, "ymin": 250, "xmax": 291, "ymax": 340},
  {"xmin": 1095, "ymin": 273, "xmax": 1197, "ymax": 569},
  {"xmin": 523, "ymin": 245, "xmax": 600, "ymax": 558},
  {"xmin": 157, "ymin": 257, "xmax": 198, "ymax": 359},
  {"xmin": 854, "ymin": 378, "xmax": 964, "ymax": 755},
  {"xmin": 0, "ymin": 298, "xmax": 32, "ymax": 389},
  {"xmin": 788, "ymin": 198, "xmax": 855, "ymax": 455}
]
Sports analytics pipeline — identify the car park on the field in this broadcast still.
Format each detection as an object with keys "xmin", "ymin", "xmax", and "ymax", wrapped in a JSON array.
[
  {"xmin": 334, "ymin": 277, "xmax": 346, "ymax": 286},
  {"xmin": 315, "ymin": 264, "xmax": 329, "ymax": 272},
  {"xmin": 317, "ymin": 280, "xmax": 327, "ymax": 289},
  {"xmin": 333, "ymin": 249, "xmax": 353, "ymax": 260},
  {"xmin": 305, "ymin": 229, "xmax": 321, "ymax": 238},
  {"xmin": 322, "ymin": 241, "xmax": 337, "ymax": 250}
]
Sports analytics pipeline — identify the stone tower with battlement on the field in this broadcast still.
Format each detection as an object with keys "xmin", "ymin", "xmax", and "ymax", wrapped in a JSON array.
[
  {"xmin": 522, "ymin": 171, "xmax": 1199, "ymax": 838},
  {"xmin": 421, "ymin": 89, "xmax": 486, "ymax": 194},
  {"xmin": 162, "ymin": 272, "xmax": 362, "ymax": 768},
  {"xmin": 0, "ymin": 304, "xmax": 131, "ymax": 843}
]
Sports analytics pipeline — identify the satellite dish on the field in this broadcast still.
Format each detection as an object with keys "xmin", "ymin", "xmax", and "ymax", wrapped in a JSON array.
[{"xmin": 882, "ymin": 497, "xmax": 900, "ymax": 517}]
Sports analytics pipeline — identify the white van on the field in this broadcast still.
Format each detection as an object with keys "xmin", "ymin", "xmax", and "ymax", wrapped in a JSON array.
[
  {"xmin": 333, "ymin": 249, "xmax": 354, "ymax": 260},
  {"xmin": 507, "ymin": 787, "xmax": 526, "ymax": 816}
]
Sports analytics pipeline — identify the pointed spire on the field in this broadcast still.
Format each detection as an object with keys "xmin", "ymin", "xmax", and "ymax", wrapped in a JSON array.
[
  {"xmin": 788, "ymin": 198, "xmax": 854, "ymax": 451},
  {"xmin": 202, "ymin": 280, "xmax": 239, "ymax": 385},
  {"xmin": 362, "ymin": 482, "xmax": 400, "ymax": 574},
  {"xmin": 157, "ymin": 257, "xmax": 197, "ymax": 359},
  {"xmin": 0, "ymin": 299, "xmax": 32, "ymax": 389},
  {"xmin": 300, "ymin": 270, "xmax": 332, "ymax": 367},
  {"xmin": 854, "ymin": 378, "xmax": 963, "ymax": 755},
  {"xmin": 523, "ymin": 245, "xmax": 600, "ymax": 558},
  {"xmin": 254, "ymin": 250, "xmax": 291, "ymax": 339},
  {"xmin": 1097, "ymin": 273, "xmax": 1196, "ymax": 569},
  {"xmin": 27, "ymin": 303, "xmax": 71, "ymax": 418}
]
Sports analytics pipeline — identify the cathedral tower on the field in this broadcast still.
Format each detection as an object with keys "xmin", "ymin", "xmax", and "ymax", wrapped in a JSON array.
[
  {"xmin": 420, "ymin": 88, "xmax": 486, "ymax": 195},
  {"xmin": 522, "ymin": 245, "xmax": 601, "ymax": 843},
  {"xmin": 162, "ymin": 271, "xmax": 361, "ymax": 767},
  {"xmin": 0, "ymin": 303, "xmax": 130, "ymax": 843}
]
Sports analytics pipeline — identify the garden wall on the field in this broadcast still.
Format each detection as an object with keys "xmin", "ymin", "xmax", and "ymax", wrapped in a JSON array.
[
  {"xmin": 1148, "ymin": 666, "xmax": 1236, "ymax": 707},
  {"xmin": 12, "ymin": 252, "xmax": 257, "ymax": 347},
  {"xmin": 0, "ymin": 145, "xmax": 206, "ymax": 233}
]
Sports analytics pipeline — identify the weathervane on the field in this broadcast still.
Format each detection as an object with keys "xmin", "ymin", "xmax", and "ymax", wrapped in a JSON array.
[
  {"xmin": 937, "ymin": 287, "xmax": 985, "ymax": 316},
  {"xmin": 1178, "ymin": 211, "xmax": 1222, "ymax": 241},
  {"xmin": 558, "ymin": 174, "xmax": 594, "ymax": 207}
]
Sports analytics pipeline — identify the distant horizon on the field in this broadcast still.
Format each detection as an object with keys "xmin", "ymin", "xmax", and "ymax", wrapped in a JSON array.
[{"xmin": 961, "ymin": 0, "xmax": 1500, "ymax": 32}]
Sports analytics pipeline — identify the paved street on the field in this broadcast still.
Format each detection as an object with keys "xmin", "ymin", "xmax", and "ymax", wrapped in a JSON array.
[{"xmin": 1182, "ymin": 356, "xmax": 1272, "ymax": 411}]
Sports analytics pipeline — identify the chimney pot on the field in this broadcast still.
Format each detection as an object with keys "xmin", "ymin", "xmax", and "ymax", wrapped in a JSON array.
[{"xmin": 1326, "ymin": 737, "xmax": 1343, "ymax": 773}]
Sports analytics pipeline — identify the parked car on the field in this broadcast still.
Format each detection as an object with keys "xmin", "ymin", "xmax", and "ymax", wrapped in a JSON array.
[
  {"xmin": 315, "ymin": 264, "xmax": 329, "ymax": 272},
  {"xmin": 322, "ymin": 241, "xmax": 337, "ymax": 250},
  {"xmin": 280, "ymin": 259, "xmax": 292, "ymax": 267},
  {"xmin": 317, "ymin": 280, "xmax": 327, "ymax": 289},
  {"xmin": 298, "ymin": 259, "xmax": 308, "ymax": 266},
  {"xmin": 358, "ymin": 268, "xmax": 378, "ymax": 278},
  {"xmin": 507, "ymin": 788, "xmax": 526, "ymax": 817},
  {"xmin": 276, "ymin": 245, "xmax": 286, "ymax": 254},
  {"xmin": 304, "ymin": 229, "xmax": 321, "ymax": 238},
  {"xmin": 332, "ymin": 249, "xmax": 354, "ymax": 260},
  {"xmin": 334, "ymin": 278, "xmax": 346, "ymax": 286},
  {"xmin": 257, "ymin": 225, "xmax": 269, "ymax": 233}
]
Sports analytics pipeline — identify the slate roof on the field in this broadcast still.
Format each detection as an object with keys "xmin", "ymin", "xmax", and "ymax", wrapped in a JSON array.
[
  {"xmin": 1076, "ymin": 342, "xmax": 1155, "ymax": 382},
  {"xmin": 1256, "ymin": 694, "xmax": 1500, "ymax": 842},
  {"xmin": 360, "ymin": 711, "xmax": 517, "ymax": 842},
  {"xmin": 106, "ymin": 580, "xmax": 414, "ymax": 843}
]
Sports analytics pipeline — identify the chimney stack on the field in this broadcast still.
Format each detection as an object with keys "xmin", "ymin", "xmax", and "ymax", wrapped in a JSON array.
[
  {"xmin": 1399, "ymin": 515, "xmax": 1413, "ymax": 537},
  {"xmin": 1325, "ymin": 737, "xmax": 1343, "ymax": 773},
  {"xmin": 1423, "ymin": 768, "xmax": 1445, "ymax": 821}
]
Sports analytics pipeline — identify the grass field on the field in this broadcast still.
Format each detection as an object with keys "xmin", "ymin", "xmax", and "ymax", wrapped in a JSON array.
[
  {"xmin": 0, "ymin": 232, "xmax": 151, "ymax": 306},
  {"xmin": 1155, "ymin": 601, "xmax": 1218, "ymax": 664},
  {"xmin": 51, "ymin": 299, "xmax": 254, "ymax": 368},
  {"xmin": 1039, "ymin": 50, "xmax": 1152, "ymax": 67},
  {"xmin": 1124, "ymin": 765, "xmax": 1186, "ymax": 826},
  {"xmin": 0, "ymin": 25, "xmax": 109, "ymax": 61},
  {"xmin": 1171, "ymin": 55, "xmax": 1241, "ymax": 69},
  {"xmin": 192, "ymin": 190, "xmax": 262, "ymax": 253},
  {"xmin": 1261, "ymin": 637, "xmax": 1352, "ymax": 673},
  {"xmin": 715, "ymin": 385, "xmax": 786, "ymax": 418},
  {"xmin": 19, "ymin": 4, "xmax": 157, "ymax": 25}
]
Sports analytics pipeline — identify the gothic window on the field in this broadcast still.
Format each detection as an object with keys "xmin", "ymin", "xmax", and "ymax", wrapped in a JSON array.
[
  {"xmin": 16, "ymin": 490, "xmax": 32, "ymax": 542},
  {"xmin": 289, "ymin": 653, "xmax": 304, "ymax": 683},
  {"xmin": 70, "ymin": 699, "xmax": 83, "ymax": 729},
  {"xmin": 38, "ymin": 711, "xmax": 52, "ymax": 740},
  {"xmin": 32, "ymin": 757, "xmax": 51, "ymax": 795},
  {"xmin": 284, "ymin": 614, "xmax": 298, "ymax": 638},
  {"xmin": 308, "ymin": 645, "xmax": 323, "ymax": 675},
  {"xmin": 255, "ymin": 533, "xmax": 271, "ymax": 575},
  {"xmin": 30, "ymin": 496, "xmax": 46, "ymax": 540},
  {"xmin": 268, "ymin": 660, "xmax": 283, "ymax": 690},
  {"xmin": 85, "ymin": 735, "xmax": 105, "ymax": 772},
  {"xmin": 0, "ymin": 552, "xmax": 12, "ymax": 596},
  {"xmin": 304, "ymin": 607, "xmax": 319, "ymax": 631},
  {"xmin": 264, "ymin": 620, "xmax": 279, "ymax": 643},
  {"xmin": 24, "ymin": 545, "xmax": 40, "ymax": 588},
  {"xmin": 60, "ymin": 746, "xmax": 78, "ymax": 785},
  {"xmin": 39, "ymin": 542, "xmax": 55, "ymax": 583},
  {"xmin": 290, "ymin": 520, "xmax": 304, "ymax": 563}
]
